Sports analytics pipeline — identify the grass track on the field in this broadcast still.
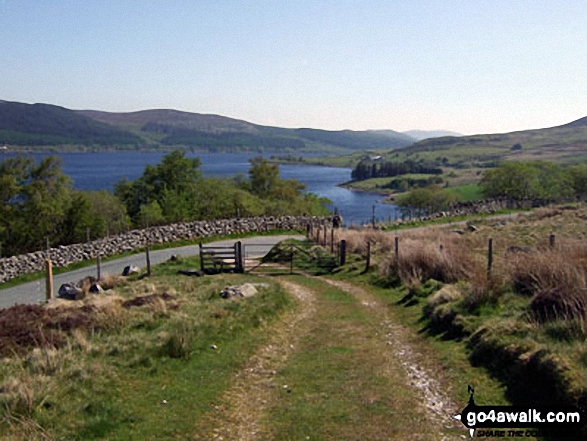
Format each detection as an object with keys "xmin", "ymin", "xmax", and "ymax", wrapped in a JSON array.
[{"xmin": 262, "ymin": 276, "xmax": 460, "ymax": 440}]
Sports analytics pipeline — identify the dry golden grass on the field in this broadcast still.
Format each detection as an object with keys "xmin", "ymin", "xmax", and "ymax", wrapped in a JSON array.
[
  {"xmin": 510, "ymin": 248, "xmax": 587, "ymax": 321},
  {"xmin": 339, "ymin": 204, "xmax": 587, "ymax": 320}
]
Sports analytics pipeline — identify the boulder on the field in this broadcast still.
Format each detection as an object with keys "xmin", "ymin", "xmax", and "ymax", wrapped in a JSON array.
[
  {"xmin": 58, "ymin": 283, "xmax": 83, "ymax": 300},
  {"xmin": 122, "ymin": 265, "xmax": 141, "ymax": 276},
  {"xmin": 220, "ymin": 283, "xmax": 268, "ymax": 299},
  {"xmin": 89, "ymin": 283, "xmax": 104, "ymax": 294}
]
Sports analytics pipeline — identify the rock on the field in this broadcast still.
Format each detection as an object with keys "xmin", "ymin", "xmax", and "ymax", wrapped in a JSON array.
[
  {"xmin": 58, "ymin": 283, "xmax": 83, "ymax": 300},
  {"xmin": 220, "ymin": 283, "xmax": 263, "ymax": 299},
  {"xmin": 177, "ymin": 269, "xmax": 204, "ymax": 277},
  {"xmin": 467, "ymin": 224, "xmax": 478, "ymax": 232},
  {"xmin": 239, "ymin": 283, "xmax": 259, "ymax": 298},
  {"xmin": 122, "ymin": 265, "xmax": 141, "ymax": 276},
  {"xmin": 220, "ymin": 286, "xmax": 239, "ymax": 299},
  {"xmin": 89, "ymin": 283, "xmax": 104, "ymax": 294},
  {"xmin": 220, "ymin": 283, "xmax": 269, "ymax": 299}
]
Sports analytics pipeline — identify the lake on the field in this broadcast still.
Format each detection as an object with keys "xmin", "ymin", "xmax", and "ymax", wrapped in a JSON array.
[{"xmin": 4, "ymin": 152, "xmax": 399, "ymax": 226}]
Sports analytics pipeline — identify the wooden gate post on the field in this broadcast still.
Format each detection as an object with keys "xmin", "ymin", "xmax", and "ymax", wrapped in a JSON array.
[
  {"xmin": 45, "ymin": 259, "xmax": 53, "ymax": 301},
  {"xmin": 330, "ymin": 225, "xmax": 335, "ymax": 253},
  {"xmin": 394, "ymin": 236, "xmax": 399, "ymax": 267},
  {"xmin": 339, "ymin": 240, "xmax": 346, "ymax": 266},
  {"xmin": 199, "ymin": 242, "xmax": 205, "ymax": 273},
  {"xmin": 236, "ymin": 241, "xmax": 244, "ymax": 273},
  {"xmin": 549, "ymin": 232, "xmax": 556, "ymax": 248}
]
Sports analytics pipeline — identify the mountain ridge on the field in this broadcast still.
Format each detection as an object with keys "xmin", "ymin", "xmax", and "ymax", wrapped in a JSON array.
[{"xmin": 0, "ymin": 100, "xmax": 415, "ymax": 152}]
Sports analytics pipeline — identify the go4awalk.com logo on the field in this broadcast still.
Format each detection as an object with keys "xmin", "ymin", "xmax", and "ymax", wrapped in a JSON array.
[{"xmin": 453, "ymin": 386, "xmax": 586, "ymax": 438}]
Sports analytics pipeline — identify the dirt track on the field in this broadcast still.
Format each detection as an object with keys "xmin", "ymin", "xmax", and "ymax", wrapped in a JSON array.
[{"xmin": 194, "ymin": 276, "xmax": 465, "ymax": 440}]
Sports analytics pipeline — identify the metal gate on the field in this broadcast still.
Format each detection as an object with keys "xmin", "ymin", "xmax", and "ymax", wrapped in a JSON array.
[{"xmin": 244, "ymin": 240, "xmax": 339, "ymax": 275}]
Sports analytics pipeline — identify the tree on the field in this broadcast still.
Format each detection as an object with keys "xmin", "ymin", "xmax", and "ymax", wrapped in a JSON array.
[
  {"xmin": 85, "ymin": 191, "xmax": 131, "ymax": 237},
  {"xmin": 569, "ymin": 164, "xmax": 587, "ymax": 198},
  {"xmin": 248, "ymin": 157, "xmax": 279, "ymax": 198},
  {"xmin": 480, "ymin": 162, "xmax": 573, "ymax": 201},
  {"xmin": 138, "ymin": 201, "xmax": 165, "ymax": 228},
  {"xmin": 395, "ymin": 187, "xmax": 458, "ymax": 214},
  {"xmin": 115, "ymin": 150, "xmax": 202, "ymax": 223}
]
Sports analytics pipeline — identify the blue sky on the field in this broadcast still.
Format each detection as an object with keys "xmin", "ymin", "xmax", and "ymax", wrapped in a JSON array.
[{"xmin": 1, "ymin": 0, "xmax": 586, "ymax": 134}]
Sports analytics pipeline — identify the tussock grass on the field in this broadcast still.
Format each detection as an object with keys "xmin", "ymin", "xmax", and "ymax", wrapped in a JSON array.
[{"xmin": 511, "ymin": 248, "xmax": 587, "ymax": 321}]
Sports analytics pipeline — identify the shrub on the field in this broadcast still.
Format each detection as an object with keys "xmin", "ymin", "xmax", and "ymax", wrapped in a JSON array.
[
  {"xmin": 380, "ymin": 238, "xmax": 476, "ymax": 286},
  {"xmin": 510, "ymin": 250, "xmax": 587, "ymax": 321}
]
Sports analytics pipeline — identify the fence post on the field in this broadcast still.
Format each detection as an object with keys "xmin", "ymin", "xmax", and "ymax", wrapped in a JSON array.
[
  {"xmin": 146, "ymin": 245, "xmax": 151, "ymax": 276},
  {"xmin": 330, "ymin": 225, "xmax": 334, "ymax": 253},
  {"xmin": 323, "ymin": 223, "xmax": 327, "ymax": 247},
  {"xmin": 394, "ymin": 236, "xmax": 399, "ymax": 267},
  {"xmin": 364, "ymin": 241, "xmax": 371, "ymax": 273},
  {"xmin": 236, "ymin": 241, "xmax": 244, "ymax": 273},
  {"xmin": 487, "ymin": 237, "xmax": 493, "ymax": 278},
  {"xmin": 96, "ymin": 255, "xmax": 101, "ymax": 281},
  {"xmin": 340, "ymin": 240, "xmax": 347, "ymax": 266},
  {"xmin": 45, "ymin": 259, "xmax": 53, "ymax": 301},
  {"xmin": 549, "ymin": 232, "xmax": 556, "ymax": 248}
]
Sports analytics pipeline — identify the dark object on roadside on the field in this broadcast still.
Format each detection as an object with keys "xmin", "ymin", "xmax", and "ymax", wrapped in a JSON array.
[
  {"xmin": 177, "ymin": 269, "xmax": 204, "ymax": 277},
  {"xmin": 57, "ymin": 283, "xmax": 83, "ymax": 300},
  {"xmin": 467, "ymin": 224, "xmax": 478, "ymax": 232},
  {"xmin": 89, "ymin": 283, "xmax": 104, "ymax": 294},
  {"xmin": 122, "ymin": 265, "xmax": 141, "ymax": 276}
]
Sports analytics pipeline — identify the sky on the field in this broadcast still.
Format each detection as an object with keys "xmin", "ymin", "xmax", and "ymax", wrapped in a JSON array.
[{"xmin": 1, "ymin": 0, "xmax": 586, "ymax": 135}]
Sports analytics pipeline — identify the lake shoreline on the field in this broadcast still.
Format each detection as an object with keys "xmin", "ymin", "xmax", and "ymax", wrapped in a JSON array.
[{"xmin": 2, "ymin": 151, "xmax": 399, "ymax": 225}]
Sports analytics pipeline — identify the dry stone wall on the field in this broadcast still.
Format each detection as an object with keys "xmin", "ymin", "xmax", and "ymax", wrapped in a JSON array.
[{"xmin": 0, "ymin": 216, "xmax": 331, "ymax": 283}]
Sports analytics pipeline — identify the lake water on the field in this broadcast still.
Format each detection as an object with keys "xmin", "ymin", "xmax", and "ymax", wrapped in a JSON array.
[{"xmin": 4, "ymin": 152, "xmax": 399, "ymax": 225}]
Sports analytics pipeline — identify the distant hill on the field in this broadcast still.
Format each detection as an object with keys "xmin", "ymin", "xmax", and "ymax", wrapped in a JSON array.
[
  {"xmin": 398, "ymin": 121, "xmax": 587, "ymax": 165},
  {"xmin": 78, "ymin": 109, "xmax": 415, "ymax": 153},
  {"xmin": 0, "ymin": 101, "xmax": 142, "ymax": 147},
  {"xmin": 558, "ymin": 116, "xmax": 587, "ymax": 128},
  {"xmin": 0, "ymin": 101, "xmax": 415, "ymax": 152},
  {"xmin": 402, "ymin": 129, "xmax": 462, "ymax": 141}
]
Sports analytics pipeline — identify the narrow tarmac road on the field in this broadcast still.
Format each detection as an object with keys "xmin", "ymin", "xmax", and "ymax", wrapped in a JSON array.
[{"xmin": 0, "ymin": 235, "xmax": 304, "ymax": 309}]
